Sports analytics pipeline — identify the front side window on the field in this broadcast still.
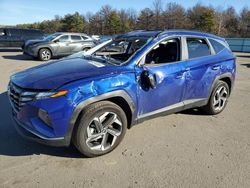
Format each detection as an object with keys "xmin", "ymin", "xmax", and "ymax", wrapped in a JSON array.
[
  {"xmin": 71, "ymin": 35, "xmax": 82, "ymax": 41},
  {"xmin": 187, "ymin": 38, "xmax": 210, "ymax": 59},
  {"xmin": 209, "ymin": 39, "xmax": 226, "ymax": 54},
  {"xmin": 45, "ymin": 33, "xmax": 61, "ymax": 41},
  {"xmin": 145, "ymin": 38, "xmax": 181, "ymax": 64},
  {"xmin": 58, "ymin": 35, "xmax": 69, "ymax": 42}
]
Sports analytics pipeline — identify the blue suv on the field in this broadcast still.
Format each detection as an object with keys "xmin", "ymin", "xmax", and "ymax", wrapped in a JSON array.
[{"xmin": 8, "ymin": 30, "xmax": 236, "ymax": 157}]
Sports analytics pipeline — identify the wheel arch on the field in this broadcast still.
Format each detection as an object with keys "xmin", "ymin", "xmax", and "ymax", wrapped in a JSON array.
[
  {"xmin": 38, "ymin": 46, "xmax": 53, "ymax": 57},
  {"xmin": 219, "ymin": 77, "xmax": 232, "ymax": 94},
  {"xmin": 210, "ymin": 73, "xmax": 233, "ymax": 97},
  {"xmin": 65, "ymin": 90, "xmax": 136, "ymax": 143}
]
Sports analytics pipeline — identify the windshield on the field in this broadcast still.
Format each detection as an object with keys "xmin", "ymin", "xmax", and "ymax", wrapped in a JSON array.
[
  {"xmin": 44, "ymin": 33, "xmax": 61, "ymax": 41},
  {"xmin": 92, "ymin": 37, "xmax": 152, "ymax": 65}
]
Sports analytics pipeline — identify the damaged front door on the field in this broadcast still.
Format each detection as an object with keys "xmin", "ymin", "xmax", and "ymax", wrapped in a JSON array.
[{"xmin": 136, "ymin": 37, "xmax": 187, "ymax": 119}]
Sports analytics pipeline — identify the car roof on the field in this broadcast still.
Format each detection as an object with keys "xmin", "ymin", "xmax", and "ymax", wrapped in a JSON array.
[
  {"xmin": 55, "ymin": 32, "xmax": 89, "ymax": 36},
  {"xmin": 116, "ymin": 30, "xmax": 162, "ymax": 39},
  {"xmin": 159, "ymin": 30, "xmax": 224, "ymax": 41},
  {"xmin": 0, "ymin": 28, "xmax": 43, "ymax": 32},
  {"xmin": 117, "ymin": 30, "xmax": 224, "ymax": 42}
]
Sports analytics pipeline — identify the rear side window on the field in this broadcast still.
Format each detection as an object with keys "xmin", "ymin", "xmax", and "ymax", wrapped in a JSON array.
[
  {"xmin": 187, "ymin": 38, "xmax": 211, "ymax": 59},
  {"xmin": 209, "ymin": 39, "xmax": 225, "ymax": 54},
  {"xmin": 71, "ymin": 35, "xmax": 82, "ymax": 41}
]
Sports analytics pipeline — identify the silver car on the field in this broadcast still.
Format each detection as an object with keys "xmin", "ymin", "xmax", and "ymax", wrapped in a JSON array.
[{"xmin": 23, "ymin": 32, "xmax": 96, "ymax": 61}]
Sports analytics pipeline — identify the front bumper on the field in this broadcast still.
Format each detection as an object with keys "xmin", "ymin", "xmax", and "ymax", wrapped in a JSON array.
[
  {"xmin": 23, "ymin": 45, "xmax": 37, "ymax": 57},
  {"xmin": 13, "ymin": 114, "xmax": 70, "ymax": 147}
]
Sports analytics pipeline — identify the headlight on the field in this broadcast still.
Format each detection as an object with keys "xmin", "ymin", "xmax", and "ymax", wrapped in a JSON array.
[{"xmin": 35, "ymin": 90, "xmax": 68, "ymax": 100}]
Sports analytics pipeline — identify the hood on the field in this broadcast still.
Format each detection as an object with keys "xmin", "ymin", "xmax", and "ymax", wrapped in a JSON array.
[
  {"xmin": 11, "ymin": 57, "xmax": 128, "ymax": 90},
  {"xmin": 25, "ymin": 39, "xmax": 47, "ymax": 46}
]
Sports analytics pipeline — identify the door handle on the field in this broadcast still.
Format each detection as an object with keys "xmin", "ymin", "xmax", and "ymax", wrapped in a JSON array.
[
  {"xmin": 176, "ymin": 72, "xmax": 185, "ymax": 79},
  {"xmin": 176, "ymin": 68, "xmax": 189, "ymax": 79},
  {"xmin": 211, "ymin": 65, "xmax": 220, "ymax": 70}
]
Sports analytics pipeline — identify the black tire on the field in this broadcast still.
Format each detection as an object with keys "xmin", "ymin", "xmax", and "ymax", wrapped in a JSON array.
[
  {"xmin": 73, "ymin": 101, "xmax": 127, "ymax": 157},
  {"xmin": 202, "ymin": 81, "xmax": 230, "ymax": 115},
  {"xmin": 38, "ymin": 48, "xmax": 52, "ymax": 61}
]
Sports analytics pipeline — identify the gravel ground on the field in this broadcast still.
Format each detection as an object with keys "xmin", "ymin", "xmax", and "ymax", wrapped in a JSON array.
[{"xmin": 0, "ymin": 50, "xmax": 250, "ymax": 188}]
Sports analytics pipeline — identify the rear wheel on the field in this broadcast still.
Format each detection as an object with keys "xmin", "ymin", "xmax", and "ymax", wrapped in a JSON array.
[
  {"xmin": 38, "ymin": 48, "xmax": 51, "ymax": 61},
  {"xmin": 73, "ymin": 101, "xmax": 127, "ymax": 157},
  {"xmin": 202, "ymin": 81, "xmax": 230, "ymax": 115}
]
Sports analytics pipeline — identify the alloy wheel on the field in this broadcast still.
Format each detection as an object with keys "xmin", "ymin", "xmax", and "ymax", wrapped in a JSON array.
[
  {"xmin": 41, "ymin": 50, "xmax": 51, "ymax": 60},
  {"xmin": 213, "ymin": 85, "xmax": 228, "ymax": 111},
  {"xmin": 86, "ymin": 112, "xmax": 122, "ymax": 151}
]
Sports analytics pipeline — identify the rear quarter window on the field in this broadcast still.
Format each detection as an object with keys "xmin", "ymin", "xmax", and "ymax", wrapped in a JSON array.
[
  {"xmin": 81, "ymin": 35, "xmax": 89, "ymax": 40},
  {"xmin": 209, "ymin": 39, "xmax": 226, "ymax": 54},
  {"xmin": 187, "ymin": 38, "xmax": 211, "ymax": 59}
]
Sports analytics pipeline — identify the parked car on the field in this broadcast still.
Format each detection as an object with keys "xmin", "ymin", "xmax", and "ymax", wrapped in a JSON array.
[
  {"xmin": 0, "ymin": 28, "xmax": 45, "ymax": 48},
  {"xmin": 23, "ymin": 32, "xmax": 96, "ymax": 61},
  {"xmin": 8, "ymin": 30, "xmax": 236, "ymax": 157}
]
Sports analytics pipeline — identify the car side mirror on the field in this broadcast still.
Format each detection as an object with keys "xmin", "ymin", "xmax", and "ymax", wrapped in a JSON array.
[
  {"xmin": 141, "ymin": 70, "xmax": 157, "ymax": 89},
  {"xmin": 0, "ymin": 32, "xmax": 5, "ymax": 36},
  {"xmin": 54, "ymin": 39, "xmax": 59, "ymax": 43}
]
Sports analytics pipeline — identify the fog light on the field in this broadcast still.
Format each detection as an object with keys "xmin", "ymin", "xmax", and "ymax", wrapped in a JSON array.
[{"xmin": 38, "ymin": 109, "xmax": 52, "ymax": 128}]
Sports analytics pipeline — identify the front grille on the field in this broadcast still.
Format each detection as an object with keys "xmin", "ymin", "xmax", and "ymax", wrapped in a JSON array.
[{"xmin": 8, "ymin": 83, "xmax": 36, "ymax": 111}]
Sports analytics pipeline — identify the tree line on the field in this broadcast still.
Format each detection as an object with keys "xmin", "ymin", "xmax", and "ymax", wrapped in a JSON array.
[{"xmin": 15, "ymin": 0, "xmax": 250, "ymax": 37}]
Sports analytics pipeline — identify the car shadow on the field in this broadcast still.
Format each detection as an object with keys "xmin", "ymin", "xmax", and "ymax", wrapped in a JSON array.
[
  {"xmin": 236, "ymin": 55, "xmax": 250, "ymax": 58},
  {"xmin": 179, "ymin": 108, "xmax": 209, "ymax": 116},
  {"xmin": 0, "ymin": 91, "xmax": 83, "ymax": 158},
  {"xmin": 0, "ymin": 48, "xmax": 22, "ymax": 52},
  {"xmin": 241, "ymin": 63, "xmax": 250, "ymax": 68},
  {"xmin": 2, "ymin": 54, "xmax": 35, "ymax": 61}
]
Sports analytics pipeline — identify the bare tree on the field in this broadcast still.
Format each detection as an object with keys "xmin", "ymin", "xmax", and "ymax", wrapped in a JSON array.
[
  {"xmin": 152, "ymin": 0, "xmax": 163, "ymax": 29},
  {"xmin": 163, "ymin": 2, "xmax": 187, "ymax": 29}
]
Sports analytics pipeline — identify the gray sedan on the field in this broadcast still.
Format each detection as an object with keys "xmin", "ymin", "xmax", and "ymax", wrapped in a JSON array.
[{"xmin": 23, "ymin": 32, "xmax": 96, "ymax": 61}]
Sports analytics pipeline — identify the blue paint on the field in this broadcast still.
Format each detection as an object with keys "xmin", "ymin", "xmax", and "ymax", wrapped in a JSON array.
[{"xmin": 9, "ymin": 30, "xmax": 236, "ymax": 142}]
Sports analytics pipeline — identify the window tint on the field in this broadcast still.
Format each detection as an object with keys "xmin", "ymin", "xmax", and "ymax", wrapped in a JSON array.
[
  {"xmin": 9, "ymin": 29, "xmax": 21, "ymax": 36},
  {"xmin": 81, "ymin": 35, "xmax": 89, "ymax": 40},
  {"xmin": 187, "ymin": 38, "xmax": 210, "ymax": 59},
  {"xmin": 145, "ymin": 38, "xmax": 181, "ymax": 64},
  {"xmin": 22, "ymin": 30, "xmax": 37, "ymax": 36},
  {"xmin": 71, "ymin": 35, "xmax": 82, "ymax": 41},
  {"xmin": 209, "ymin": 39, "xmax": 225, "ymax": 53},
  {"xmin": 58, "ymin": 35, "xmax": 69, "ymax": 42}
]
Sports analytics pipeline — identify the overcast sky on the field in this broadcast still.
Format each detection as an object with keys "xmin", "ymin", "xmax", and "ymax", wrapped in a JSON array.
[{"xmin": 0, "ymin": 0, "xmax": 249, "ymax": 25}]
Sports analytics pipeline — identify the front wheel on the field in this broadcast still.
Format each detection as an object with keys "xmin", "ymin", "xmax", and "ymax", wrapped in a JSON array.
[
  {"xmin": 73, "ymin": 101, "xmax": 127, "ymax": 157},
  {"xmin": 202, "ymin": 81, "xmax": 230, "ymax": 115},
  {"xmin": 38, "ymin": 48, "xmax": 52, "ymax": 61}
]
